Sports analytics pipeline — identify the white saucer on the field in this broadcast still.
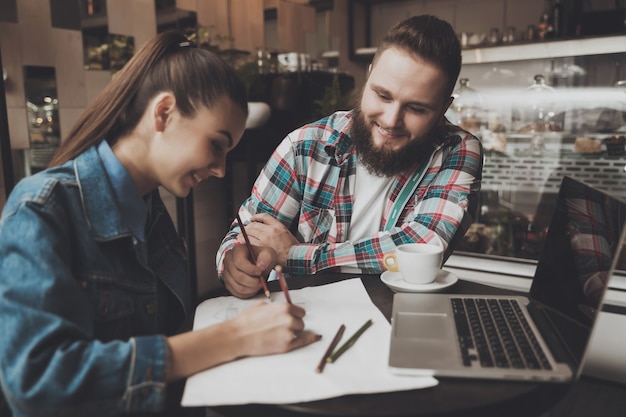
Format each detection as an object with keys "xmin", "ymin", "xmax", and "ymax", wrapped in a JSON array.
[{"xmin": 380, "ymin": 270, "xmax": 458, "ymax": 293}]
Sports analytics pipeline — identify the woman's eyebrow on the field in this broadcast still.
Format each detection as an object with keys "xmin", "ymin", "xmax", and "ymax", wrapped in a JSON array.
[{"xmin": 219, "ymin": 130, "xmax": 233, "ymax": 148}]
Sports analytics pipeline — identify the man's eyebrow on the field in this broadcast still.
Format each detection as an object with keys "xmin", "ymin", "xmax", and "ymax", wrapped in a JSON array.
[
  {"xmin": 370, "ymin": 83, "xmax": 437, "ymax": 111},
  {"xmin": 369, "ymin": 83, "xmax": 389, "ymax": 96}
]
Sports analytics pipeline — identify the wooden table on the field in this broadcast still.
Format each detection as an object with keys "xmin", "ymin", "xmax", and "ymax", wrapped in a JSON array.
[{"xmin": 195, "ymin": 271, "xmax": 581, "ymax": 417}]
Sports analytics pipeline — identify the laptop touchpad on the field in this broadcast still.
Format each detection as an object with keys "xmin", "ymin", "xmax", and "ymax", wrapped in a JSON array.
[{"xmin": 395, "ymin": 313, "xmax": 448, "ymax": 339}]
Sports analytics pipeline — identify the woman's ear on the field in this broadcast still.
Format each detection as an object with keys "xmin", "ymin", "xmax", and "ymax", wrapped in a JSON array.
[{"xmin": 152, "ymin": 92, "xmax": 176, "ymax": 133}]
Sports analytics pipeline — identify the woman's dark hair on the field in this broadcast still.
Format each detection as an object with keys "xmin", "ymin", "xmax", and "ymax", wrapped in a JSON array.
[
  {"xmin": 49, "ymin": 30, "xmax": 248, "ymax": 167},
  {"xmin": 372, "ymin": 15, "xmax": 462, "ymax": 97}
]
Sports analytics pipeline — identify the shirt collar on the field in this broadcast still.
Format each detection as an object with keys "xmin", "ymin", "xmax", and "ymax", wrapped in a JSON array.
[
  {"xmin": 321, "ymin": 110, "xmax": 356, "ymax": 162},
  {"xmin": 97, "ymin": 140, "xmax": 147, "ymax": 241}
]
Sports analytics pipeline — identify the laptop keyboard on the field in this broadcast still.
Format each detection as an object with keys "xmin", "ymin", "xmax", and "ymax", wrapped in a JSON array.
[{"xmin": 451, "ymin": 297, "xmax": 552, "ymax": 370}]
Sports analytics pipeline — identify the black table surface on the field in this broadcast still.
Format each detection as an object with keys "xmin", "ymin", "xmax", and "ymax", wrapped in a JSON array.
[{"xmin": 196, "ymin": 272, "xmax": 624, "ymax": 417}]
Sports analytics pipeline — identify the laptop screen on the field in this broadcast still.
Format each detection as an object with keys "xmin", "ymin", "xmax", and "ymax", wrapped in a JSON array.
[{"xmin": 529, "ymin": 175, "xmax": 626, "ymax": 364}]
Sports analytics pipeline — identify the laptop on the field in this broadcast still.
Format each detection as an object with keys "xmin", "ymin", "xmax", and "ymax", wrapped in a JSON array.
[{"xmin": 388, "ymin": 175, "xmax": 626, "ymax": 382}]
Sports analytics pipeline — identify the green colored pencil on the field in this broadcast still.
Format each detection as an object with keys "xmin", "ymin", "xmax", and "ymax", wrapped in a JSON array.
[{"xmin": 327, "ymin": 319, "xmax": 373, "ymax": 363}]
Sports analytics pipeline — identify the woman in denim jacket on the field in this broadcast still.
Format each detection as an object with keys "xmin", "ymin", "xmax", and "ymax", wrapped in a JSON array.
[{"xmin": 0, "ymin": 31, "xmax": 320, "ymax": 417}]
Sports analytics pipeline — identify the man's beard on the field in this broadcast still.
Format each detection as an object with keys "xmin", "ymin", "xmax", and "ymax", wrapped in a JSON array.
[{"xmin": 351, "ymin": 106, "xmax": 436, "ymax": 177}]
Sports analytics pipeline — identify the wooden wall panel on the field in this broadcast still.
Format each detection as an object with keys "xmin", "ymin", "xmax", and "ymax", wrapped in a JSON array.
[
  {"xmin": 230, "ymin": 0, "xmax": 264, "ymax": 53},
  {"xmin": 277, "ymin": 0, "xmax": 315, "ymax": 52},
  {"xmin": 6, "ymin": 107, "xmax": 28, "ymax": 149},
  {"xmin": 175, "ymin": 0, "xmax": 196, "ymax": 12},
  {"xmin": 1, "ymin": 22, "xmax": 28, "ymax": 150},
  {"xmin": 84, "ymin": 70, "xmax": 112, "ymax": 104},
  {"xmin": 137, "ymin": 0, "xmax": 157, "ymax": 49},
  {"xmin": 195, "ymin": 0, "xmax": 230, "ymax": 40},
  {"xmin": 107, "ymin": 0, "xmax": 134, "ymax": 37},
  {"xmin": 17, "ymin": 0, "xmax": 55, "ymax": 66},
  {"xmin": 331, "ymin": 0, "xmax": 367, "ymax": 89},
  {"xmin": 0, "ymin": 22, "xmax": 25, "ymax": 108},
  {"xmin": 108, "ymin": 0, "xmax": 156, "ymax": 49},
  {"xmin": 263, "ymin": 0, "xmax": 278, "ymax": 9},
  {"xmin": 53, "ymin": 28, "xmax": 86, "ymax": 109},
  {"xmin": 452, "ymin": 0, "xmax": 497, "ymax": 36},
  {"xmin": 57, "ymin": 107, "xmax": 83, "ymax": 144},
  {"xmin": 181, "ymin": 0, "xmax": 263, "ymax": 53}
]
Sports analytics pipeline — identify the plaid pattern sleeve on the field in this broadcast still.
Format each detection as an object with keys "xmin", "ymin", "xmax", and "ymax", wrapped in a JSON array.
[
  {"xmin": 216, "ymin": 112, "xmax": 350, "ymax": 278},
  {"xmin": 216, "ymin": 112, "xmax": 483, "ymax": 277}
]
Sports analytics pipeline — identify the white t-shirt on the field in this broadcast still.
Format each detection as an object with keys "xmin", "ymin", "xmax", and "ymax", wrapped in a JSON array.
[
  {"xmin": 348, "ymin": 160, "xmax": 395, "ymax": 241},
  {"xmin": 342, "ymin": 160, "xmax": 395, "ymax": 273}
]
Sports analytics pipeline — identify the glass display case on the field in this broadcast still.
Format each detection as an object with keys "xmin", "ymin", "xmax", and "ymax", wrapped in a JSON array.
[
  {"xmin": 347, "ymin": 0, "xmax": 626, "ymax": 271},
  {"xmin": 446, "ymin": 35, "xmax": 626, "ymax": 268}
]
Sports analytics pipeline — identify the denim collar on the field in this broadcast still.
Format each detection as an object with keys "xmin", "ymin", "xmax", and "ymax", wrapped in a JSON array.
[
  {"xmin": 97, "ymin": 141, "xmax": 147, "ymax": 241},
  {"xmin": 72, "ymin": 146, "xmax": 135, "ymax": 241}
]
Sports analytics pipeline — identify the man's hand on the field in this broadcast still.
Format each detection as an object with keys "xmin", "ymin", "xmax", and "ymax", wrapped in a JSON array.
[
  {"xmin": 222, "ymin": 244, "xmax": 276, "ymax": 299},
  {"xmin": 239, "ymin": 213, "xmax": 299, "ymax": 266}
]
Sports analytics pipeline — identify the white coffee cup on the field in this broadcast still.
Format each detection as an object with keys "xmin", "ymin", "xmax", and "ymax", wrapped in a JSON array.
[{"xmin": 382, "ymin": 243, "xmax": 443, "ymax": 284}]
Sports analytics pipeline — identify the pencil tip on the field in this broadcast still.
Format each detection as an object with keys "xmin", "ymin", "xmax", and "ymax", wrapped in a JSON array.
[{"xmin": 265, "ymin": 290, "xmax": 271, "ymax": 298}]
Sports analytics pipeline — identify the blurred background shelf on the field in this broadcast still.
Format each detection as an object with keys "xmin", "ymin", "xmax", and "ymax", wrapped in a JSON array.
[{"xmin": 355, "ymin": 34, "xmax": 626, "ymax": 64}]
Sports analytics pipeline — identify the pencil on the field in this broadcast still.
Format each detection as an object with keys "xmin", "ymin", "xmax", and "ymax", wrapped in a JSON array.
[
  {"xmin": 316, "ymin": 324, "xmax": 345, "ymax": 373},
  {"xmin": 235, "ymin": 214, "xmax": 270, "ymax": 298},
  {"xmin": 274, "ymin": 265, "xmax": 292, "ymax": 304},
  {"xmin": 327, "ymin": 319, "xmax": 373, "ymax": 363}
]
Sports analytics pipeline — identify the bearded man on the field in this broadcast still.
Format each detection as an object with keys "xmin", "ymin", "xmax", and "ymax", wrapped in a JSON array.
[{"xmin": 217, "ymin": 15, "xmax": 483, "ymax": 298}]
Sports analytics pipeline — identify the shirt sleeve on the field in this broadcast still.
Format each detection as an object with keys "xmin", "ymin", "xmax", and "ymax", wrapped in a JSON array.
[
  {"xmin": 0, "ymin": 196, "xmax": 170, "ymax": 416},
  {"xmin": 216, "ymin": 134, "xmax": 303, "ymax": 279}
]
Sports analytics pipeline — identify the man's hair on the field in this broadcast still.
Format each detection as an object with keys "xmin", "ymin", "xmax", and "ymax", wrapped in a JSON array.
[
  {"xmin": 49, "ymin": 30, "xmax": 248, "ymax": 167},
  {"xmin": 372, "ymin": 15, "xmax": 462, "ymax": 97}
]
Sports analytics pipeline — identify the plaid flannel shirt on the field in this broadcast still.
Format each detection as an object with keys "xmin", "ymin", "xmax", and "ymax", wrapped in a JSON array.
[{"xmin": 217, "ymin": 110, "xmax": 483, "ymax": 277}]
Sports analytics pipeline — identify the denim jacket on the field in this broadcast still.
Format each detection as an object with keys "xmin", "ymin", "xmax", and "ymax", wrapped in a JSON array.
[{"xmin": 0, "ymin": 146, "xmax": 191, "ymax": 416}]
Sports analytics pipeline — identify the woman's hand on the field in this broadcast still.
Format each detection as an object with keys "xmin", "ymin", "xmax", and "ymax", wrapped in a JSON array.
[
  {"xmin": 230, "ymin": 301, "xmax": 321, "ymax": 356},
  {"xmin": 167, "ymin": 299, "xmax": 321, "ymax": 380}
]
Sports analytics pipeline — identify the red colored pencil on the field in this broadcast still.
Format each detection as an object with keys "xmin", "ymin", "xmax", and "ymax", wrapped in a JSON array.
[
  {"xmin": 274, "ymin": 265, "xmax": 292, "ymax": 304},
  {"xmin": 316, "ymin": 324, "xmax": 345, "ymax": 373},
  {"xmin": 236, "ymin": 214, "xmax": 270, "ymax": 298}
]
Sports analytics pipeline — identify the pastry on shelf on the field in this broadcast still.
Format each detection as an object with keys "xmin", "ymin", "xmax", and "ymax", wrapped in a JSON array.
[{"xmin": 574, "ymin": 136, "xmax": 602, "ymax": 154}]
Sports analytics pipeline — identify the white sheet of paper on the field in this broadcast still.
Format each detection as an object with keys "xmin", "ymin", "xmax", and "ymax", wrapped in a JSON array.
[{"xmin": 181, "ymin": 278, "xmax": 438, "ymax": 407}]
